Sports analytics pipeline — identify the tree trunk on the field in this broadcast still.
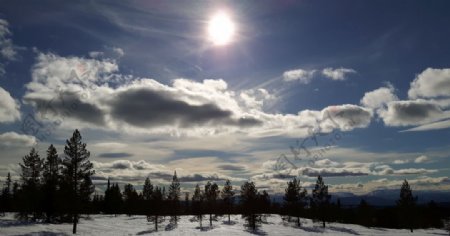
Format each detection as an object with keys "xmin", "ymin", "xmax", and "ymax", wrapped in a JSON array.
[
  {"xmin": 72, "ymin": 214, "xmax": 78, "ymax": 234},
  {"xmin": 322, "ymin": 219, "xmax": 325, "ymax": 228},
  {"xmin": 209, "ymin": 214, "xmax": 212, "ymax": 227},
  {"xmin": 228, "ymin": 214, "xmax": 230, "ymax": 224},
  {"xmin": 155, "ymin": 215, "xmax": 158, "ymax": 231},
  {"xmin": 297, "ymin": 217, "xmax": 300, "ymax": 227}
]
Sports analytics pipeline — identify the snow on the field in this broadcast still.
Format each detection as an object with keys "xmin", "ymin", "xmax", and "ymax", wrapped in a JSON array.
[{"xmin": 0, "ymin": 213, "xmax": 446, "ymax": 235}]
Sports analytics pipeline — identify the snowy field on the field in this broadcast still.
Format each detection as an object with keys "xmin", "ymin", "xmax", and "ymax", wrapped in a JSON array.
[{"xmin": 0, "ymin": 213, "xmax": 447, "ymax": 236}]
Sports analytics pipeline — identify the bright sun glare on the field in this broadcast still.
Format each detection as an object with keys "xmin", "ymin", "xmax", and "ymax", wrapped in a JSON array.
[{"xmin": 208, "ymin": 11, "xmax": 235, "ymax": 46}]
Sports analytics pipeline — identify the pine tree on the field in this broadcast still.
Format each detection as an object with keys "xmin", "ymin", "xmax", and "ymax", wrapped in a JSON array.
[
  {"xmin": 312, "ymin": 175, "xmax": 330, "ymax": 228},
  {"xmin": 284, "ymin": 177, "xmax": 307, "ymax": 226},
  {"xmin": 61, "ymin": 129, "xmax": 94, "ymax": 234},
  {"xmin": 167, "ymin": 171, "xmax": 180, "ymax": 224},
  {"xmin": 42, "ymin": 144, "xmax": 60, "ymax": 222},
  {"xmin": 397, "ymin": 180, "xmax": 417, "ymax": 232},
  {"xmin": 1, "ymin": 173, "xmax": 12, "ymax": 212},
  {"xmin": 142, "ymin": 177, "xmax": 153, "ymax": 201},
  {"xmin": 123, "ymin": 183, "xmax": 139, "ymax": 215},
  {"xmin": 192, "ymin": 184, "xmax": 204, "ymax": 228},
  {"xmin": 204, "ymin": 181, "xmax": 219, "ymax": 227},
  {"xmin": 19, "ymin": 148, "xmax": 43, "ymax": 220},
  {"xmin": 240, "ymin": 181, "xmax": 259, "ymax": 231},
  {"xmin": 221, "ymin": 179, "xmax": 234, "ymax": 224},
  {"xmin": 147, "ymin": 186, "xmax": 164, "ymax": 231}
]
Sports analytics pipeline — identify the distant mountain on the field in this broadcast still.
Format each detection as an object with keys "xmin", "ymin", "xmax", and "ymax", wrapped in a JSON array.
[
  {"xmin": 333, "ymin": 189, "xmax": 450, "ymax": 207},
  {"xmin": 270, "ymin": 190, "xmax": 450, "ymax": 207}
]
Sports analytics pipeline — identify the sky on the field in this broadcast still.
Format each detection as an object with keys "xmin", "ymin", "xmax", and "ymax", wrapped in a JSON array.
[{"xmin": 0, "ymin": 0, "xmax": 450, "ymax": 195}]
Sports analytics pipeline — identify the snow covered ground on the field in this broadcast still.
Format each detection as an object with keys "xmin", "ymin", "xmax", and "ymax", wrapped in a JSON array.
[{"xmin": 0, "ymin": 213, "xmax": 446, "ymax": 236}]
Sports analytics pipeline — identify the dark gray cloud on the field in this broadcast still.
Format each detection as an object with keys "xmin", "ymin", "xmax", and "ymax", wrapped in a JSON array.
[
  {"xmin": 217, "ymin": 164, "xmax": 247, "ymax": 172},
  {"xmin": 382, "ymin": 100, "xmax": 443, "ymax": 126},
  {"xmin": 178, "ymin": 173, "xmax": 224, "ymax": 182},
  {"xmin": 25, "ymin": 92, "xmax": 105, "ymax": 126},
  {"xmin": 109, "ymin": 88, "xmax": 261, "ymax": 128},
  {"xmin": 98, "ymin": 152, "xmax": 133, "ymax": 158}
]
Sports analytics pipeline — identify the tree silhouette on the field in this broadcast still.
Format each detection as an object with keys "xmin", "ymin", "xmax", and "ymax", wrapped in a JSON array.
[
  {"xmin": 19, "ymin": 148, "xmax": 43, "ymax": 221},
  {"xmin": 42, "ymin": 144, "xmax": 60, "ymax": 222},
  {"xmin": 221, "ymin": 179, "xmax": 235, "ymax": 224},
  {"xmin": 191, "ymin": 184, "xmax": 204, "ymax": 228},
  {"xmin": 240, "ymin": 181, "xmax": 260, "ymax": 231},
  {"xmin": 284, "ymin": 177, "xmax": 307, "ymax": 226},
  {"xmin": 311, "ymin": 175, "xmax": 330, "ymax": 228},
  {"xmin": 397, "ymin": 179, "xmax": 417, "ymax": 232},
  {"xmin": 1, "ymin": 172, "xmax": 12, "ymax": 212},
  {"xmin": 147, "ymin": 186, "xmax": 164, "ymax": 231},
  {"xmin": 123, "ymin": 183, "xmax": 139, "ymax": 215},
  {"xmin": 61, "ymin": 129, "xmax": 94, "ymax": 234},
  {"xmin": 167, "ymin": 171, "xmax": 181, "ymax": 224},
  {"xmin": 204, "ymin": 181, "xmax": 219, "ymax": 227}
]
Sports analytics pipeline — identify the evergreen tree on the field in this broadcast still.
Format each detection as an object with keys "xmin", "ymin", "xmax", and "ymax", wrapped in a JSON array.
[
  {"xmin": 167, "ymin": 171, "xmax": 180, "ymax": 224},
  {"xmin": 123, "ymin": 183, "xmax": 139, "ymax": 215},
  {"xmin": 1, "ymin": 172, "xmax": 12, "ymax": 212},
  {"xmin": 204, "ymin": 181, "xmax": 219, "ymax": 227},
  {"xmin": 147, "ymin": 186, "xmax": 164, "ymax": 231},
  {"xmin": 221, "ymin": 179, "xmax": 235, "ymax": 224},
  {"xmin": 358, "ymin": 199, "xmax": 373, "ymax": 227},
  {"xmin": 19, "ymin": 148, "xmax": 43, "ymax": 220},
  {"xmin": 311, "ymin": 175, "xmax": 330, "ymax": 228},
  {"xmin": 61, "ymin": 129, "xmax": 94, "ymax": 234},
  {"xmin": 240, "ymin": 181, "xmax": 260, "ymax": 231},
  {"xmin": 191, "ymin": 184, "xmax": 204, "ymax": 228},
  {"xmin": 396, "ymin": 180, "xmax": 417, "ymax": 232},
  {"xmin": 142, "ymin": 177, "xmax": 153, "ymax": 201},
  {"xmin": 284, "ymin": 177, "xmax": 307, "ymax": 226},
  {"xmin": 42, "ymin": 144, "xmax": 60, "ymax": 222}
]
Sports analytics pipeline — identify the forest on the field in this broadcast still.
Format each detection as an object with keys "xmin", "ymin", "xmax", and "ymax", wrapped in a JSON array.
[{"xmin": 0, "ymin": 130, "xmax": 449, "ymax": 234}]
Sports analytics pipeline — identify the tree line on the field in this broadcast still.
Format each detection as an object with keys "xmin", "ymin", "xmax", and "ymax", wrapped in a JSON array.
[{"xmin": 0, "ymin": 129, "xmax": 448, "ymax": 233}]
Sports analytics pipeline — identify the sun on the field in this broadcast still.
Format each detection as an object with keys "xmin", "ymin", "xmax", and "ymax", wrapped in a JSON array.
[{"xmin": 207, "ymin": 11, "xmax": 235, "ymax": 46}]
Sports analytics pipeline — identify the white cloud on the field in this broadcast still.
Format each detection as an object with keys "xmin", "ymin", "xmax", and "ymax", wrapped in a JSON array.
[
  {"xmin": 22, "ymin": 52, "xmax": 373, "ymax": 138},
  {"xmin": 393, "ymin": 160, "xmax": 409, "ymax": 164},
  {"xmin": 379, "ymin": 100, "xmax": 449, "ymax": 126},
  {"xmin": 408, "ymin": 68, "xmax": 450, "ymax": 99},
  {"xmin": 0, "ymin": 132, "xmax": 36, "ymax": 148},
  {"xmin": 360, "ymin": 84, "xmax": 398, "ymax": 109},
  {"xmin": 0, "ymin": 19, "xmax": 19, "ymax": 61},
  {"xmin": 402, "ymin": 118, "xmax": 450, "ymax": 132},
  {"xmin": 282, "ymin": 69, "xmax": 316, "ymax": 83},
  {"xmin": 0, "ymin": 86, "xmax": 21, "ymax": 123},
  {"xmin": 321, "ymin": 67, "xmax": 356, "ymax": 81},
  {"xmin": 112, "ymin": 47, "xmax": 125, "ymax": 57},
  {"xmin": 414, "ymin": 155, "xmax": 429, "ymax": 163}
]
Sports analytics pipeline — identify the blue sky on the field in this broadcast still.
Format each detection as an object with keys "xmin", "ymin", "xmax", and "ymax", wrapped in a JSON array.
[{"xmin": 1, "ymin": 0, "xmax": 450, "ymax": 195}]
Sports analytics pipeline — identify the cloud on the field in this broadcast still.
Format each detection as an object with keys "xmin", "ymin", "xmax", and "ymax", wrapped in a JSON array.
[
  {"xmin": 282, "ymin": 69, "xmax": 316, "ymax": 83},
  {"xmin": 98, "ymin": 152, "xmax": 133, "ymax": 158},
  {"xmin": 0, "ymin": 132, "xmax": 37, "ymax": 148},
  {"xmin": 360, "ymin": 84, "xmax": 398, "ymax": 109},
  {"xmin": 22, "ymin": 52, "xmax": 374, "ymax": 138},
  {"xmin": 414, "ymin": 155, "xmax": 429, "ymax": 163},
  {"xmin": 0, "ymin": 19, "xmax": 20, "ymax": 61},
  {"xmin": 217, "ymin": 164, "xmax": 248, "ymax": 172},
  {"xmin": 112, "ymin": 47, "xmax": 125, "ymax": 57},
  {"xmin": 393, "ymin": 160, "xmax": 409, "ymax": 164},
  {"xmin": 379, "ymin": 100, "xmax": 448, "ymax": 126},
  {"xmin": 0, "ymin": 86, "xmax": 21, "ymax": 123},
  {"xmin": 108, "ymin": 87, "xmax": 260, "ymax": 128},
  {"xmin": 91, "ymin": 159, "xmax": 242, "ymax": 186},
  {"xmin": 408, "ymin": 68, "xmax": 450, "ymax": 99},
  {"xmin": 402, "ymin": 118, "xmax": 450, "ymax": 132},
  {"xmin": 321, "ymin": 67, "xmax": 356, "ymax": 81}
]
